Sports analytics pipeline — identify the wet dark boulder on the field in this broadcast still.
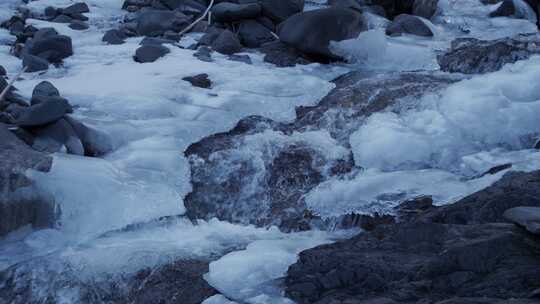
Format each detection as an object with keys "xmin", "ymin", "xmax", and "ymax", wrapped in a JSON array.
[
  {"xmin": 237, "ymin": 19, "xmax": 276, "ymax": 48},
  {"xmin": 31, "ymin": 118, "xmax": 85, "ymax": 155},
  {"xmin": 31, "ymin": 81, "xmax": 60, "ymax": 104},
  {"xmin": 368, "ymin": 0, "xmax": 415, "ymax": 19},
  {"xmin": 68, "ymin": 20, "xmax": 89, "ymax": 30},
  {"xmin": 61, "ymin": 2, "xmax": 90, "ymax": 15},
  {"xmin": 259, "ymin": 41, "xmax": 311, "ymax": 67},
  {"xmin": 438, "ymin": 34, "xmax": 540, "ymax": 74},
  {"xmin": 286, "ymin": 221, "xmax": 540, "ymax": 303},
  {"xmin": 134, "ymin": 44, "xmax": 170, "ymax": 63},
  {"xmin": 9, "ymin": 97, "xmax": 72, "ymax": 128},
  {"xmin": 102, "ymin": 29, "xmax": 127, "ymax": 45},
  {"xmin": 419, "ymin": 170, "xmax": 540, "ymax": 225},
  {"xmin": 24, "ymin": 33, "xmax": 73, "ymax": 64},
  {"xmin": 211, "ymin": 2, "xmax": 262, "ymax": 22},
  {"xmin": 22, "ymin": 54, "xmax": 49, "ymax": 73},
  {"xmin": 260, "ymin": 0, "xmax": 304, "ymax": 23},
  {"xmin": 64, "ymin": 116, "xmax": 113, "ymax": 157},
  {"xmin": 278, "ymin": 7, "xmax": 365, "ymax": 60},
  {"xmin": 0, "ymin": 123, "xmax": 55, "ymax": 236},
  {"xmin": 135, "ymin": 8, "xmax": 191, "ymax": 36},
  {"xmin": 413, "ymin": 0, "xmax": 439, "ymax": 19},
  {"xmin": 211, "ymin": 30, "xmax": 242, "ymax": 55},
  {"xmin": 182, "ymin": 73, "xmax": 212, "ymax": 89},
  {"xmin": 386, "ymin": 14, "xmax": 434, "ymax": 37}
]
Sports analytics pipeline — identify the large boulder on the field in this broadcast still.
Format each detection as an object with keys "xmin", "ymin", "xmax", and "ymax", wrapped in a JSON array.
[
  {"xmin": 134, "ymin": 44, "xmax": 170, "ymax": 63},
  {"xmin": 260, "ymin": 0, "xmax": 304, "ymax": 23},
  {"xmin": 386, "ymin": 14, "xmax": 434, "ymax": 37},
  {"xmin": 413, "ymin": 0, "xmax": 439, "ymax": 19},
  {"xmin": 438, "ymin": 34, "xmax": 540, "ymax": 74},
  {"xmin": 0, "ymin": 123, "xmax": 55, "ymax": 236},
  {"xmin": 278, "ymin": 7, "xmax": 365, "ymax": 60},
  {"xmin": 211, "ymin": 30, "xmax": 242, "ymax": 55},
  {"xmin": 24, "ymin": 34, "xmax": 73, "ymax": 64},
  {"xmin": 9, "ymin": 97, "xmax": 72, "ymax": 127},
  {"xmin": 504, "ymin": 206, "xmax": 540, "ymax": 234},
  {"xmin": 135, "ymin": 9, "xmax": 191, "ymax": 36},
  {"xmin": 211, "ymin": 2, "xmax": 262, "ymax": 22},
  {"xmin": 237, "ymin": 19, "xmax": 276, "ymax": 48}
]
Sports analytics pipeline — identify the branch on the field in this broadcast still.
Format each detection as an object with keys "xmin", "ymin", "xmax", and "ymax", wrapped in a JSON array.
[
  {"xmin": 178, "ymin": 0, "xmax": 214, "ymax": 37},
  {"xmin": 0, "ymin": 66, "xmax": 27, "ymax": 103}
]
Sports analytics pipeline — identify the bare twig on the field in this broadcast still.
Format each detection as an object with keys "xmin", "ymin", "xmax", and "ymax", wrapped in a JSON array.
[
  {"xmin": 0, "ymin": 66, "xmax": 27, "ymax": 103},
  {"xmin": 178, "ymin": 0, "xmax": 215, "ymax": 37}
]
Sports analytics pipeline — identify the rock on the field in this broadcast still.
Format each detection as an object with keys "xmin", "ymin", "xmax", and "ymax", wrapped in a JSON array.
[
  {"xmin": 52, "ymin": 14, "xmax": 73, "ymax": 23},
  {"xmin": 211, "ymin": 30, "xmax": 242, "ymax": 55},
  {"xmin": 44, "ymin": 6, "xmax": 59, "ymax": 19},
  {"xmin": 413, "ymin": 0, "xmax": 439, "ymax": 19},
  {"xmin": 419, "ymin": 170, "xmax": 540, "ymax": 225},
  {"xmin": 0, "ymin": 65, "xmax": 6, "ymax": 76},
  {"xmin": 32, "ymin": 118, "xmax": 85, "ymax": 155},
  {"xmin": 369, "ymin": 0, "xmax": 416, "ymax": 19},
  {"xmin": 140, "ymin": 37, "xmax": 175, "ymax": 46},
  {"xmin": 193, "ymin": 46, "xmax": 213, "ymax": 62},
  {"xmin": 68, "ymin": 20, "xmax": 89, "ymax": 30},
  {"xmin": 199, "ymin": 26, "xmax": 224, "ymax": 46},
  {"xmin": 135, "ymin": 9, "xmax": 191, "ymax": 36},
  {"xmin": 503, "ymin": 206, "xmax": 540, "ymax": 234},
  {"xmin": 328, "ymin": 0, "xmax": 363, "ymax": 11},
  {"xmin": 134, "ymin": 44, "xmax": 170, "ymax": 63},
  {"xmin": 24, "ymin": 34, "xmax": 73, "ymax": 64},
  {"xmin": 33, "ymin": 27, "xmax": 58, "ymax": 40},
  {"xmin": 386, "ymin": 14, "xmax": 434, "ymax": 37},
  {"xmin": 438, "ymin": 34, "xmax": 540, "ymax": 74},
  {"xmin": 184, "ymin": 72, "xmax": 454, "ymax": 231},
  {"xmin": 211, "ymin": 2, "xmax": 262, "ymax": 22},
  {"xmin": 278, "ymin": 7, "xmax": 365, "ymax": 60},
  {"xmin": 285, "ymin": 221, "xmax": 540, "ymax": 303},
  {"xmin": 260, "ymin": 0, "xmax": 304, "ymax": 23},
  {"xmin": 228, "ymin": 54, "xmax": 252, "ymax": 64},
  {"xmin": 22, "ymin": 54, "xmax": 49, "ymax": 73},
  {"xmin": 182, "ymin": 73, "xmax": 212, "ymax": 89},
  {"xmin": 64, "ymin": 116, "xmax": 113, "ymax": 157},
  {"xmin": 260, "ymin": 41, "xmax": 310, "ymax": 67},
  {"xmin": 61, "ymin": 2, "xmax": 90, "ymax": 15},
  {"xmin": 0, "ymin": 123, "xmax": 55, "ymax": 236},
  {"xmin": 31, "ymin": 81, "xmax": 60, "ymax": 103},
  {"xmin": 10, "ymin": 97, "xmax": 72, "ymax": 127},
  {"xmin": 238, "ymin": 19, "xmax": 276, "ymax": 48},
  {"xmin": 102, "ymin": 29, "xmax": 126, "ymax": 45}
]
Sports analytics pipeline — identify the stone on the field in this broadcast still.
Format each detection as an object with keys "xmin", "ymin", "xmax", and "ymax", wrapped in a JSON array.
[
  {"xmin": 386, "ymin": 14, "xmax": 434, "ymax": 37},
  {"xmin": 64, "ymin": 116, "xmax": 114, "ymax": 157},
  {"xmin": 193, "ymin": 46, "xmax": 213, "ymax": 62},
  {"xmin": 278, "ymin": 7, "xmax": 365, "ymax": 60},
  {"xmin": 10, "ymin": 96, "xmax": 72, "ymax": 127},
  {"xmin": 52, "ymin": 14, "xmax": 73, "ymax": 23},
  {"xmin": 32, "ymin": 81, "xmax": 60, "ymax": 103},
  {"xmin": 102, "ymin": 29, "xmax": 126, "ymax": 45},
  {"xmin": 413, "ymin": 0, "xmax": 439, "ymax": 19},
  {"xmin": 211, "ymin": 30, "xmax": 242, "ymax": 55},
  {"xmin": 260, "ymin": 0, "xmax": 304, "ymax": 23},
  {"xmin": 182, "ymin": 73, "xmax": 212, "ymax": 89},
  {"xmin": 211, "ymin": 2, "xmax": 262, "ymax": 22},
  {"xmin": 61, "ymin": 2, "xmax": 90, "ymax": 15},
  {"xmin": 503, "ymin": 206, "xmax": 540, "ymax": 234},
  {"xmin": 25, "ymin": 34, "xmax": 73, "ymax": 64},
  {"xmin": 260, "ymin": 41, "xmax": 310, "ymax": 67},
  {"xmin": 32, "ymin": 118, "xmax": 85, "ymax": 155},
  {"xmin": 136, "ymin": 9, "xmax": 191, "ymax": 36},
  {"xmin": 228, "ymin": 54, "xmax": 252, "ymax": 64},
  {"xmin": 237, "ymin": 19, "xmax": 276, "ymax": 48},
  {"xmin": 22, "ymin": 54, "xmax": 49, "ymax": 73},
  {"xmin": 68, "ymin": 20, "xmax": 89, "ymax": 30},
  {"xmin": 134, "ymin": 44, "xmax": 170, "ymax": 63}
]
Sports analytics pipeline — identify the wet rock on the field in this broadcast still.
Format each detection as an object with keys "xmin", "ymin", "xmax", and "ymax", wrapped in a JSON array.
[
  {"xmin": 10, "ymin": 97, "xmax": 72, "ymax": 127},
  {"xmin": 134, "ymin": 44, "xmax": 170, "ymax": 63},
  {"xmin": 52, "ymin": 14, "xmax": 73, "ymax": 23},
  {"xmin": 228, "ymin": 54, "xmax": 252, "ymax": 64},
  {"xmin": 238, "ymin": 19, "xmax": 276, "ymax": 48},
  {"xmin": 102, "ymin": 29, "xmax": 126, "ymax": 45},
  {"xmin": 328, "ymin": 0, "xmax": 363, "ymax": 11},
  {"xmin": 61, "ymin": 2, "xmax": 90, "ymax": 15},
  {"xmin": 135, "ymin": 9, "xmax": 191, "ymax": 36},
  {"xmin": 278, "ymin": 7, "xmax": 365, "ymax": 60},
  {"xmin": 386, "ymin": 14, "xmax": 434, "ymax": 37},
  {"xmin": 419, "ymin": 170, "xmax": 540, "ymax": 225},
  {"xmin": 503, "ymin": 206, "xmax": 540, "ymax": 234},
  {"xmin": 413, "ymin": 0, "xmax": 439, "ymax": 19},
  {"xmin": 32, "ymin": 118, "xmax": 85, "ymax": 155},
  {"xmin": 286, "ymin": 221, "xmax": 540, "ymax": 303},
  {"xmin": 0, "ymin": 123, "xmax": 55, "ymax": 236},
  {"xmin": 199, "ymin": 26, "xmax": 224, "ymax": 46},
  {"xmin": 64, "ymin": 116, "xmax": 113, "ymax": 157},
  {"xmin": 22, "ymin": 54, "xmax": 49, "ymax": 73},
  {"xmin": 260, "ymin": 41, "xmax": 310, "ymax": 67},
  {"xmin": 369, "ymin": 0, "xmax": 416, "ymax": 19},
  {"xmin": 438, "ymin": 34, "xmax": 540, "ymax": 74},
  {"xmin": 68, "ymin": 20, "xmax": 89, "ymax": 30},
  {"xmin": 182, "ymin": 73, "xmax": 212, "ymax": 89},
  {"xmin": 0, "ymin": 65, "xmax": 6, "ymax": 76},
  {"xmin": 194, "ymin": 46, "xmax": 213, "ymax": 62},
  {"xmin": 211, "ymin": 2, "xmax": 262, "ymax": 22},
  {"xmin": 488, "ymin": 0, "xmax": 538, "ymax": 20},
  {"xmin": 31, "ymin": 81, "xmax": 60, "ymax": 103},
  {"xmin": 140, "ymin": 37, "xmax": 175, "ymax": 46},
  {"xmin": 211, "ymin": 30, "xmax": 242, "ymax": 55},
  {"xmin": 260, "ymin": 0, "xmax": 304, "ymax": 23},
  {"xmin": 24, "ymin": 34, "xmax": 73, "ymax": 64}
]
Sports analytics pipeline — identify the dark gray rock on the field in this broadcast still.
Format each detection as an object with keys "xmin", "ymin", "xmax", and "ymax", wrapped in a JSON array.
[
  {"xmin": 22, "ymin": 54, "xmax": 49, "ymax": 73},
  {"xmin": 0, "ymin": 65, "xmax": 6, "ymax": 76},
  {"xmin": 9, "ymin": 96, "xmax": 72, "ymax": 127},
  {"xmin": 211, "ymin": 29, "xmax": 242, "ymax": 55},
  {"xmin": 140, "ymin": 37, "xmax": 175, "ymax": 46},
  {"xmin": 134, "ymin": 44, "xmax": 170, "ymax": 63},
  {"xmin": 278, "ymin": 7, "xmax": 365, "ymax": 60},
  {"xmin": 102, "ymin": 29, "xmax": 126, "ymax": 45},
  {"xmin": 328, "ymin": 0, "xmax": 363, "ymax": 11},
  {"xmin": 193, "ymin": 46, "xmax": 213, "ymax": 62},
  {"xmin": 64, "ymin": 116, "xmax": 113, "ymax": 157},
  {"xmin": 419, "ymin": 170, "xmax": 540, "ymax": 225},
  {"xmin": 503, "ymin": 207, "xmax": 540, "ymax": 234},
  {"xmin": 438, "ymin": 34, "xmax": 540, "ymax": 74},
  {"xmin": 211, "ymin": 2, "xmax": 262, "ymax": 22},
  {"xmin": 368, "ymin": 0, "xmax": 416, "ymax": 19},
  {"xmin": 135, "ymin": 9, "xmax": 191, "ymax": 36},
  {"xmin": 68, "ymin": 20, "xmax": 89, "ymax": 30},
  {"xmin": 24, "ymin": 34, "xmax": 73, "ymax": 64},
  {"xmin": 61, "ymin": 2, "xmax": 90, "ymax": 15},
  {"xmin": 489, "ymin": 0, "xmax": 515, "ymax": 17},
  {"xmin": 260, "ymin": 0, "xmax": 304, "ymax": 23},
  {"xmin": 260, "ymin": 41, "xmax": 310, "ymax": 67},
  {"xmin": 413, "ymin": 0, "xmax": 439, "ymax": 19},
  {"xmin": 286, "ymin": 221, "xmax": 540, "ymax": 303},
  {"xmin": 0, "ymin": 123, "xmax": 55, "ymax": 236},
  {"xmin": 386, "ymin": 14, "xmax": 434, "ymax": 37},
  {"xmin": 228, "ymin": 54, "xmax": 252, "ymax": 64},
  {"xmin": 52, "ymin": 14, "xmax": 73, "ymax": 23},
  {"xmin": 238, "ymin": 19, "xmax": 276, "ymax": 48},
  {"xmin": 182, "ymin": 73, "xmax": 212, "ymax": 89},
  {"xmin": 32, "ymin": 81, "xmax": 60, "ymax": 103},
  {"xmin": 199, "ymin": 26, "xmax": 224, "ymax": 46},
  {"xmin": 32, "ymin": 118, "xmax": 85, "ymax": 155}
]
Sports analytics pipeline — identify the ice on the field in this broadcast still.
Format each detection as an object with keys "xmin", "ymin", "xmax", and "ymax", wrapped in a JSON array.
[
  {"xmin": 350, "ymin": 56, "xmax": 540, "ymax": 173},
  {"xmin": 205, "ymin": 229, "xmax": 356, "ymax": 304},
  {"xmin": 203, "ymin": 295, "xmax": 239, "ymax": 304}
]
